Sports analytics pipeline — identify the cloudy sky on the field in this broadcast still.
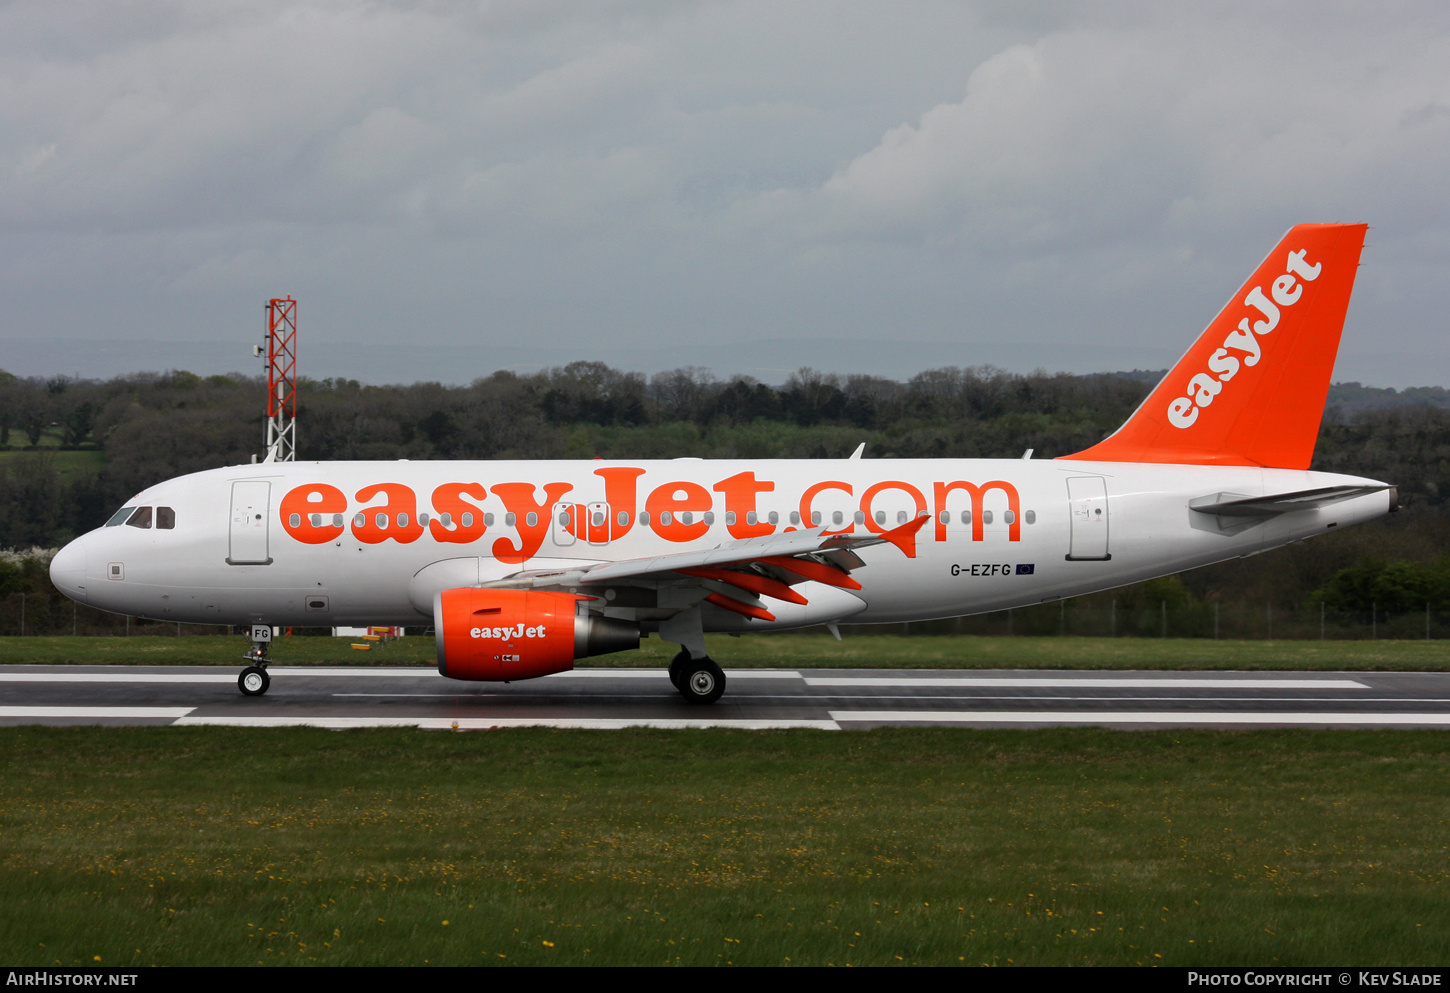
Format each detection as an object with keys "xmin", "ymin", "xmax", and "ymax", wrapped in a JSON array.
[{"xmin": 2, "ymin": 1, "xmax": 1448, "ymax": 386}]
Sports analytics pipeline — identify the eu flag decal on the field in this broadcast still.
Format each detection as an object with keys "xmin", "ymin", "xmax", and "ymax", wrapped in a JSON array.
[{"xmin": 1016, "ymin": 564, "xmax": 1035, "ymax": 575}]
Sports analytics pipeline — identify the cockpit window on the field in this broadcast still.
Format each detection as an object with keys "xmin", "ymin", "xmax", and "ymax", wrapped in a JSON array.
[
  {"xmin": 106, "ymin": 506, "xmax": 137, "ymax": 527},
  {"xmin": 156, "ymin": 507, "xmax": 175, "ymax": 529},
  {"xmin": 125, "ymin": 506, "xmax": 153, "ymax": 529}
]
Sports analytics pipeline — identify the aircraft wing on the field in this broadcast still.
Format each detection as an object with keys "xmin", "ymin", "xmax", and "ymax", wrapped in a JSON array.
[{"xmin": 482, "ymin": 515, "xmax": 929, "ymax": 621}]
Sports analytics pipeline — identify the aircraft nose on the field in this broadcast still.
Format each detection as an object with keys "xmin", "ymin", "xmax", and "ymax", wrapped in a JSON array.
[{"xmin": 49, "ymin": 540, "xmax": 88, "ymax": 603}]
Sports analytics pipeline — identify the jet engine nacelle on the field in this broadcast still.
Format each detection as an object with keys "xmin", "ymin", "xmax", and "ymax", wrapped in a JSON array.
[{"xmin": 434, "ymin": 588, "xmax": 640, "ymax": 681}]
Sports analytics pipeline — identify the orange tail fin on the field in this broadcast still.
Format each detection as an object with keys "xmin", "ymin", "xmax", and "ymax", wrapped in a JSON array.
[{"xmin": 1061, "ymin": 223, "xmax": 1367, "ymax": 469}]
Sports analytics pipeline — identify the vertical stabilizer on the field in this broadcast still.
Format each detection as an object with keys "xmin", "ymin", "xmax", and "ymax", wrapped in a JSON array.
[{"xmin": 1062, "ymin": 223, "xmax": 1367, "ymax": 469}]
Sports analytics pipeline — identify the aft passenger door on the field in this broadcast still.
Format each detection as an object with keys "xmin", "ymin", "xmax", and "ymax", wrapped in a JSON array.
[
  {"xmin": 228, "ymin": 480, "xmax": 272, "ymax": 565},
  {"xmin": 1065, "ymin": 476, "xmax": 1110, "ymax": 561}
]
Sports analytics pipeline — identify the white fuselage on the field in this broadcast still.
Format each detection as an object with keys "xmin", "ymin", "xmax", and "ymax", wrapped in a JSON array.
[{"xmin": 48, "ymin": 458, "xmax": 1391, "ymax": 631}]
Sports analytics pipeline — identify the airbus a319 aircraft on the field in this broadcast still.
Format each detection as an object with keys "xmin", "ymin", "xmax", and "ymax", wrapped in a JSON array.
[{"xmin": 48, "ymin": 223, "xmax": 1393, "ymax": 704}]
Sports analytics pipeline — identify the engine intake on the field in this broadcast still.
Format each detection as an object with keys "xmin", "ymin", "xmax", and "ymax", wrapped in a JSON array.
[{"xmin": 434, "ymin": 588, "xmax": 639, "ymax": 681}]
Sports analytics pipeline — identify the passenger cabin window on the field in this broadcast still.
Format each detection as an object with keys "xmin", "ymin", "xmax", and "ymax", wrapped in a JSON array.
[
  {"xmin": 106, "ymin": 506, "xmax": 137, "ymax": 527},
  {"xmin": 126, "ymin": 506, "xmax": 153, "ymax": 529}
]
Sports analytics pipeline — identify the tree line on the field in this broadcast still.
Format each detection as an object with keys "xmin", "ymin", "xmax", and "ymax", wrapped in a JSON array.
[{"xmin": 2, "ymin": 362, "xmax": 1448, "ymax": 620}]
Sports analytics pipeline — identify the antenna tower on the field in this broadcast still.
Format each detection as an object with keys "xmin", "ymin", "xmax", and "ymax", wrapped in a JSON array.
[{"xmin": 262, "ymin": 296, "xmax": 297, "ymax": 462}]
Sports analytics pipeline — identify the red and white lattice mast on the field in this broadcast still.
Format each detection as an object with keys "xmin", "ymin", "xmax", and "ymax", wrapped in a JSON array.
[{"xmin": 260, "ymin": 296, "xmax": 297, "ymax": 463}]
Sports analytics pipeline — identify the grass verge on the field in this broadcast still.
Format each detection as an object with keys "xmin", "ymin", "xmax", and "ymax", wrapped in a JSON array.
[
  {"xmin": 1, "ymin": 633, "xmax": 1448, "ymax": 670},
  {"xmin": 1, "ymin": 726, "xmax": 1448, "ymax": 966}
]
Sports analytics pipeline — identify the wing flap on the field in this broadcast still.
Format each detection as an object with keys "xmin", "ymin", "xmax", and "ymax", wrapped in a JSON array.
[{"xmin": 478, "ymin": 516, "xmax": 927, "ymax": 614}]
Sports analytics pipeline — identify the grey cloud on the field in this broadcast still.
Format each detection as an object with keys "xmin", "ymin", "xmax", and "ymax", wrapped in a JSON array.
[{"xmin": 1, "ymin": 1, "xmax": 1448, "ymax": 388}]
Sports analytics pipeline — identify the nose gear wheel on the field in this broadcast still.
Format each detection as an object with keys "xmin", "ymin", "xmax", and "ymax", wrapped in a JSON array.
[{"xmin": 238, "ymin": 665, "xmax": 270, "ymax": 696}]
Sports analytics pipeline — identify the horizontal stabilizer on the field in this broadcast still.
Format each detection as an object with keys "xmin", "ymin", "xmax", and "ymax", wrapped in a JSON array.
[{"xmin": 1189, "ymin": 485, "xmax": 1391, "ymax": 518}]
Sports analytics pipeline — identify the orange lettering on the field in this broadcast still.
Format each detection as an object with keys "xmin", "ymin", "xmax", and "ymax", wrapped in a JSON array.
[
  {"xmin": 352, "ymin": 483, "xmax": 425, "ymax": 545},
  {"xmin": 934, "ymin": 480, "xmax": 1021, "ymax": 542},
  {"xmin": 800, "ymin": 481, "xmax": 853, "ymax": 535},
  {"xmin": 646, "ymin": 481, "xmax": 711, "ymax": 542},
  {"xmin": 594, "ymin": 467, "xmax": 646, "ymax": 540},
  {"xmin": 491, "ymin": 482, "xmax": 573, "ymax": 563},
  {"xmin": 429, "ymin": 482, "xmax": 488, "ymax": 544},
  {"xmin": 713, "ymin": 471, "xmax": 775, "ymax": 538},
  {"xmin": 279, "ymin": 483, "xmax": 346, "ymax": 544}
]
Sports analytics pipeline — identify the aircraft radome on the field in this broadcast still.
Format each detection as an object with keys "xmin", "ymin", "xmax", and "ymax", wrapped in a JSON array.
[{"xmin": 49, "ymin": 223, "xmax": 1394, "ymax": 704}]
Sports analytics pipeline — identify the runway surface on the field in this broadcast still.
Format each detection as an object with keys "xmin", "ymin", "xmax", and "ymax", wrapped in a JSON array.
[{"xmin": 5, "ymin": 664, "xmax": 1450, "ymax": 729}]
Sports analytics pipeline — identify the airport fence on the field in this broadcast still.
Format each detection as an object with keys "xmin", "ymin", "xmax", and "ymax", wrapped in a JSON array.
[{"xmin": 842, "ymin": 599, "xmax": 1450, "ymax": 641}]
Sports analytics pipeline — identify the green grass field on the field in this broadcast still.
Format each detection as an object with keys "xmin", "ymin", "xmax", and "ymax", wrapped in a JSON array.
[
  {"xmin": 2, "ymin": 632, "xmax": 1447, "ymax": 670},
  {"xmin": 2, "ymin": 726, "xmax": 1448, "ymax": 966}
]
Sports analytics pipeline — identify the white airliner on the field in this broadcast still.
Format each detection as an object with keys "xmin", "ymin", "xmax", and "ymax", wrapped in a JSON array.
[{"xmin": 48, "ymin": 223, "xmax": 1393, "ymax": 704}]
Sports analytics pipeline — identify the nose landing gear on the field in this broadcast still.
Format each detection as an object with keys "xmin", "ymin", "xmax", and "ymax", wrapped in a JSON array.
[
  {"xmin": 239, "ymin": 665, "xmax": 270, "ymax": 696},
  {"xmin": 238, "ymin": 624, "xmax": 273, "ymax": 697}
]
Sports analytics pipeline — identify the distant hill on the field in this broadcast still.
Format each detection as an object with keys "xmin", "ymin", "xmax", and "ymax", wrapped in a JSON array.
[
  {"xmin": 1105, "ymin": 373, "xmax": 1450, "ymax": 416},
  {"xmin": 1325, "ymin": 382, "xmax": 1450, "ymax": 416}
]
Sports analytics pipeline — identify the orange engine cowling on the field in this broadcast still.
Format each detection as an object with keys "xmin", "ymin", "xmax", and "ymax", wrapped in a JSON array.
[{"xmin": 434, "ymin": 588, "xmax": 640, "ymax": 681}]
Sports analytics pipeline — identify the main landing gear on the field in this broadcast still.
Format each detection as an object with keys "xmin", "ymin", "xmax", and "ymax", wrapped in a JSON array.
[
  {"xmin": 669, "ymin": 650, "xmax": 726, "ymax": 705},
  {"xmin": 661, "ymin": 606, "xmax": 725, "ymax": 704},
  {"xmin": 238, "ymin": 623, "xmax": 273, "ymax": 697}
]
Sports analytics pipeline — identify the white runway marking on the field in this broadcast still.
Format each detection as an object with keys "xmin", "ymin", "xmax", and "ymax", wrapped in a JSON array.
[
  {"xmin": 0, "ymin": 673, "xmax": 236, "ymax": 683},
  {"xmin": 266, "ymin": 667, "xmax": 440, "ymax": 676},
  {"xmin": 256, "ymin": 667, "xmax": 802, "ymax": 680},
  {"xmin": 542, "ymin": 669, "xmax": 803, "ymax": 680},
  {"xmin": 831, "ymin": 710, "xmax": 1450, "ymax": 726},
  {"xmin": 0, "ymin": 707, "xmax": 196, "ymax": 719},
  {"xmin": 807, "ymin": 677, "xmax": 1369, "ymax": 689},
  {"xmin": 0, "ymin": 667, "xmax": 803, "ymax": 683},
  {"xmin": 171, "ymin": 716, "xmax": 840, "ymax": 730}
]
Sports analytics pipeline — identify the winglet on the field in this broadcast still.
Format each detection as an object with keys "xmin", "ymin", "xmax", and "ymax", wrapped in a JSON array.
[
  {"xmin": 878, "ymin": 513, "xmax": 929, "ymax": 558},
  {"xmin": 1061, "ymin": 223, "xmax": 1367, "ymax": 469}
]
